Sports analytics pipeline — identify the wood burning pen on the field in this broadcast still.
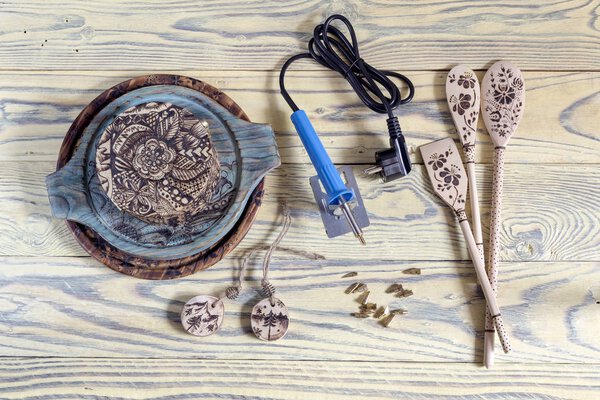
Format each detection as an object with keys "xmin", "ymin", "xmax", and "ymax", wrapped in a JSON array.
[{"xmin": 289, "ymin": 110, "xmax": 368, "ymax": 244}]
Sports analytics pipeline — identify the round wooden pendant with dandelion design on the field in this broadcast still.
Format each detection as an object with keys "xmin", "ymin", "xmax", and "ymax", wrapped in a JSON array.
[
  {"xmin": 96, "ymin": 102, "xmax": 222, "ymax": 224},
  {"xmin": 250, "ymin": 297, "xmax": 289, "ymax": 341},
  {"xmin": 181, "ymin": 295, "xmax": 224, "ymax": 337}
]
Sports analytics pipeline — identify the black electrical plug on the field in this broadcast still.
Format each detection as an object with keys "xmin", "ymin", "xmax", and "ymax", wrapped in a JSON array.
[
  {"xmin": 364, "ymin": 117, "xmax": 412, "ymax": 182},
  {"xmin": 278, "ymin": 14, "xmax": 414, "ymax": 183}
]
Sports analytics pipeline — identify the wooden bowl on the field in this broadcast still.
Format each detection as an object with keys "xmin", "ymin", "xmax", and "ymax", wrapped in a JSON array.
[{"xmin": 50, "ymin": 75, "xmax": 275, "ymax": 279}]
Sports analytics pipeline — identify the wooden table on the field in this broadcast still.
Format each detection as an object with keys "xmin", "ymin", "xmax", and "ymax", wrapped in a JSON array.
[{"xmin": 1, "ymin": 1, "xmax": 599, "ymax": 398}]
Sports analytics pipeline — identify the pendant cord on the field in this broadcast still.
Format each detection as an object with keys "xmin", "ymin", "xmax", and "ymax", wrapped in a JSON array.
[{"xmin": 218, "ymin": 204, "xmax": 292, "ymax": 304}]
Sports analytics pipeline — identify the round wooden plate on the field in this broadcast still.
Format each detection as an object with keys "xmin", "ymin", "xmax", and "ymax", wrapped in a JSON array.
[{"xmin": 56, "ymin": 75, "xmax": 265, "ymax": 280}]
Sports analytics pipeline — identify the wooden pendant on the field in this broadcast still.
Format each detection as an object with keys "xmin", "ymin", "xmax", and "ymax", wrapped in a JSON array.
[
  {"xmin": 250, "ymin": 298, "xmax": 289, "ymax": 341},
  {"xmin": 181, "ymin": 295, "xmax": 225, "ymax": 337}
]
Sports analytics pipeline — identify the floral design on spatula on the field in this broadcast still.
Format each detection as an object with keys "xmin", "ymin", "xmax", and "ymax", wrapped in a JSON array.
[
  {"xmin": 421, "ymin": 138, "xmax": 468, "ymax": 217},
  {"xmin": 425, "ymin": 145, "xmax": 467, "ymax": 213}
]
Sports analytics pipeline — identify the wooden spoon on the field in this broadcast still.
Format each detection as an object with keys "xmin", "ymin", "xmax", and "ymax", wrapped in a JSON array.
[
  {"xmin": 481, "ymin": 61, "xmax": 525, "ymax": 366},
  {"xmin": 420, "ymin": 137, "xmax": 511, "ymax": 354},
  {"xmin": 446, "ymin": 65, "xmax": 483, "ymax": 256},
  {"xmin": 447, "ymin": 66, "xmax": 493, "ymax": 366}
]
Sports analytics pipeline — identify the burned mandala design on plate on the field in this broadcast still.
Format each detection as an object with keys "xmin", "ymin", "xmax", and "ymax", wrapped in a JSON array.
[{"xmin": 96, "ymin": 102, "xmax": 234, "ymax": 227}]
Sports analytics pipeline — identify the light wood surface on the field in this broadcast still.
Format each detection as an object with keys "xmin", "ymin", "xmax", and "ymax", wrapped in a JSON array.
[
  {"xmin": 1, "ymin": 162, "xmax": 598, "ymax": 261},
  {"xmin": 1, "ymin": 1, "xmax": 599, "ymax": 398},
  {"xmin": 1, "ymin": 256, "xmax": 599, "ymax": 362},
  {"xmin": 1, "ymin": 359, "xmax": 599, "ymax": 400},
  {"xmin": 1, "ymin": 0, "xmax": 599, "ymax": 71},
  {"xmin": 0, "ymin": 71, "xmax": 598, "ymax": 164}
]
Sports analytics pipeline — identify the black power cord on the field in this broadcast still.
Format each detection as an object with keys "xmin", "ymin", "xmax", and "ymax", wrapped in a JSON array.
[{"xmin": 279, "ymin": 14, "xmax": 415, "ymax": 182}]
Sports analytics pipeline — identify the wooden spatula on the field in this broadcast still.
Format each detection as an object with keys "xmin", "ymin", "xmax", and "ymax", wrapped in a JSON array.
[
  {"xmin": 481, "ymin": 61, "xmax": 525, "ymax": 366},
  {"xmin": 420, "ymin": 137, "xmax": 511, "ymax": 354}
]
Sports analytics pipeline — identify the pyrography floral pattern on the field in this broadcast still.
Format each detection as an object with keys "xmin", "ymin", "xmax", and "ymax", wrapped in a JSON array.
[
  {"xmin": 428, "ymin": 146, "xmax": 466, "ymax": 211},
  {"xmin": 483, "ymin": 65, "xmax": 525, "ymax": 139},
  {"xmin": 448, "ymin": 71, "xmax": 479, "ymax": 146},
  {"xmin": 96, "ymin": 102, "xmax": 231, "ymax": 225}
]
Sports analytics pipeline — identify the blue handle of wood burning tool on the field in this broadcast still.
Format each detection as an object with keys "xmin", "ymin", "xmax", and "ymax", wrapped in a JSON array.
[{"xmin": 290, "ymin": 110, "xmax": 354, "ymax": 206}]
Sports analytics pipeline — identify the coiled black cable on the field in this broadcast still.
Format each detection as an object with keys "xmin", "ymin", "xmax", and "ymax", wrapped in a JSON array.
[{"xmin": 279, "ymin": 14, "xmax": 414, "ymax": 119}]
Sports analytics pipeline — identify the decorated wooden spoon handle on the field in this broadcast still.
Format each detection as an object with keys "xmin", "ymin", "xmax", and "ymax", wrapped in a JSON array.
[
  {"xmin": 489, "ymin": 147, "xmax": 505, "ymax": 294},
  {"xmin": 484, "ymin": 315, "xmax": 496, "ymax": 367},
  {"xmin": 458, "ymin": 217, "xmax": 511, "ymax": 354},
  {"xmin": 486, "ymin": 146, "xmax": 506, "ymax": 355},
  {"xmin": 492, "ymin": 312, "xmax": 511, "ymax": 355},
  {"xmin": 466, "ymin": 162, "xmax": 484, "ymax": 254},
  {"xmin": 468, "ymin": 161, "xmax": 496, "ymax": 365}
]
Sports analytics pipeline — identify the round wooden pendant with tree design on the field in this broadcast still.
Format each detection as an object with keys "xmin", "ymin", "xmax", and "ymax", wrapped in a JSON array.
[
  {"xmin": 96, "ymin": 102, "xmax": 223, "ymax": 224},
  {"xmin": 251, "ymin": 297, "xmax": 289, "ymax": 341},
  {"xmin": 181, "ymin": 295, "xmax": 224, "ymax": 337}
]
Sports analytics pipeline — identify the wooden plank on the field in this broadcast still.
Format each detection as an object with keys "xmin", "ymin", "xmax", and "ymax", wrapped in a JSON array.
[
  {"xmin": 0, "ymin": 161, "xmax": 597, "ymax": 261},
  {"xmin": 0, "ymin": 358, "xmax": 599, "ymax": 400},
  {"xmin": 0, "ymin": 71, "xmax": 598, "ymax": 164},
  {"xmin": 2, "ymin": 1, "xmax": 599, "ymax": 71},
  {"xmin": 0, "ymin": 256, "xmax": 599, "ymax": 362}
]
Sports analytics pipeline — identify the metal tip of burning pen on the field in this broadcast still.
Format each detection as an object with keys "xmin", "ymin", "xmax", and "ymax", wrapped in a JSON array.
[
  {"xmin": 339, "ymin": 201, "xmax": 366, "ymax": 245},
  {"xmin": 356, "ymin": 233, "xmax": 366, "ymax": 246}
]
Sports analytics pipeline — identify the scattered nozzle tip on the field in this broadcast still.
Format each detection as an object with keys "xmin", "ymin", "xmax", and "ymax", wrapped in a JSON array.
[
  {"xmin": 342, "ymin": 272, "xmax": 358, "ymax": 278},
  {"xmin": 380, "ymin": 314, "xmax": 395, "ymax": 328},
  {"xmin": 357, "ymin": 290, "xmax": 370, "ymax": 304},
  {"xmin": 373, "ymin": 306, "xmax": 385, "ymax": 318},
  {"xmin": 345, "ymin": 282, "xmax": 360, "ymax": 294},
  {"xmin": 346, "ymin": 282, "xmax": 366, "ymax": 295},
  {"xmin": 360, "ymin": 302, "xmax": 377, "ymax": 311},
  {"xmin": 396, "ymin": 289, "xmax": 414, "ymax": 298},
  {"xmin": 386, "ymin": 283, "xmax": 403, "ymax": 294},
  {"xmin": 373, "ymin": 306, "xmax": 387, "ymax": 319},
  {"xmin": 351, "ymin": 312, "xmax": 370, "ymax": 319},
  {"xmin": 403, "ymin": 268, "xmax": 421, "ymax": 275},
  {"xmin": 355, "ymin": 283, "xmax": 367, "ymax": 293},
  {"xmin": 390, "ymin": 308, "xmax": 408, "ymax": 315}
]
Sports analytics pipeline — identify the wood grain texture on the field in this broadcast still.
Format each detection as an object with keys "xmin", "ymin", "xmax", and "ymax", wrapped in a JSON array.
[
  {"xmin": 0, "ymin": 70, "xmax": 598, "ymax": 164},
  {"xmin": 1, "ymin": 0, "xmax": 599, "ymax": 71},
  {"xmin": 1, "ymin": 161, "xmax": 597, "ymax": 262},
  {"xmin": 1, "ymin": 2, "xmax": 599, "ymax": 395},
  {"xmin": 0, "ymin": 256, "xmax": 599, "ymax": 362},
  {"xmin": 1, "ymin": 358, "xmax": 599, "ymax": 400}
]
